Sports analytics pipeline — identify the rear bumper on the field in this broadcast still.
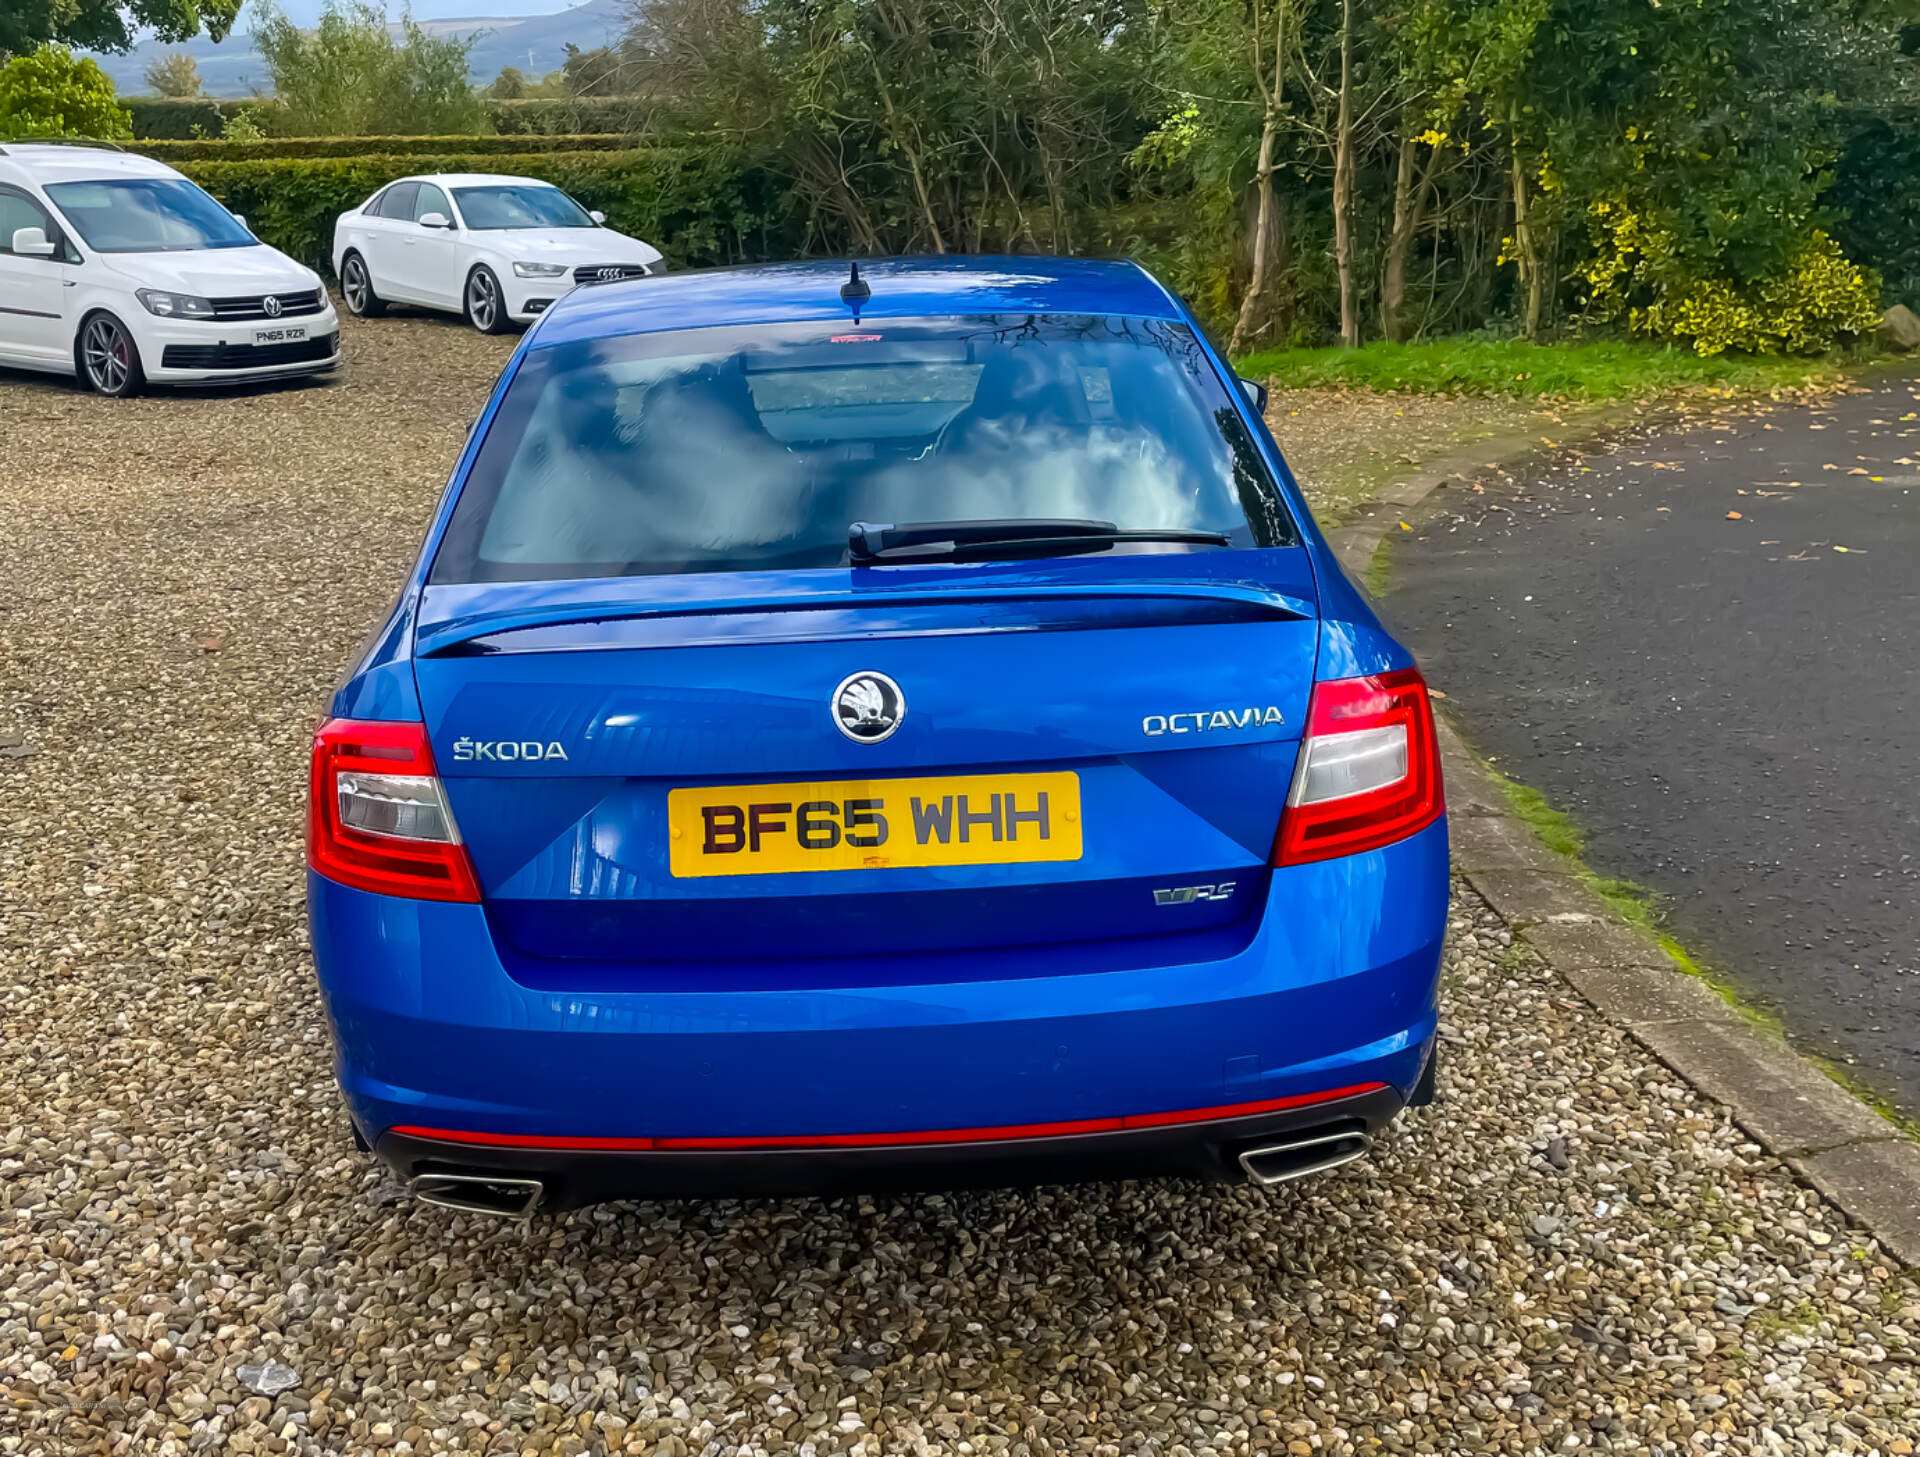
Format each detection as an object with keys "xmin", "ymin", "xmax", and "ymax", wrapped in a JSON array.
[
  {"xmin": 309, "ymin": 818, "xmax": 1449, "ymax": 1196},
  {"xmin": 377, "ymin": 1081, "xmax": 1411, "ymax": 1207}
]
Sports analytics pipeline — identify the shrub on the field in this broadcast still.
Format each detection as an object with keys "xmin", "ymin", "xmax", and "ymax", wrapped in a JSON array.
[
  {"xmin": 126, "ymin": 95, "xmax": 647, "ymax": 140},
  {"xmin": 1829, "ymin": 106, "xmax": 1920, "ymax": 311},
  {"xmin": 1583, "ymin": 201, "xmax": 1880, "ymax": 356},
  {"xmin": 144, "ymin": 51, "xmax": 203, "ymax": 99},
  {"xmin": 251, "ymin": 1, "xmax": 485, "ymax": 137},
  {"xmin": 489, "ymin": 97, "xmax": 647, "ymax": 135},
  {"xmin": 127, "ymin": 96, "xmax": 290, "ymax": 139},
  {"xmin": 175, "ymin": 146, "xmax": 790, "ymax": 275},
  {"xmin": 0, "ymin": 44, "xmax": 132, "ymax": 140},
  {"xmin": 133, "ymin": 133, "xmax": 631, "ymax": 162}
]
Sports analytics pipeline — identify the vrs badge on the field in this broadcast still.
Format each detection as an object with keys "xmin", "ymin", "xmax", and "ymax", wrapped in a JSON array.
[{"xmin": 1153, "ymin": 883, "xmax": 1237, "ymax": 906}]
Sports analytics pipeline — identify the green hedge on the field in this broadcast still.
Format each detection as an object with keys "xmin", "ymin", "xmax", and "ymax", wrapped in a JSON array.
[
  {"xmin": 488, "ymin": 98, "xmax": 647, "ymax": 135},
  {"xmin": 128, "ymin": 96, "xmax": 647, "ymax": 140},
  {"xmin": 135, "ymin": 133, "xmax": 631, "ymax": 162},
  {"xmin": 127, "ymin": 97, "xmax": 278, "ymax": 139},
  {"xmin": 176, "ymin": 147, "xmax": 789, "ymax": 275}
]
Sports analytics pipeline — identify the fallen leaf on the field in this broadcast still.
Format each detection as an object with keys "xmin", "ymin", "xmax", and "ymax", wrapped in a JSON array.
[
  {"xmin": 1429, "ymin": 689, "xmax": 1448, "ymax": 700},
  {"xmin": 1848, "ymin": 467, "xmax": 1869, "ymax": 475},
  {"xmin": 197, "ymin": 635, "xmax": 224, "ymax": 654},
  {"xmin": 1398, "ymin": 521, "xmax": 1412, "ymax": 531},
  {"xmin": 1725, "ymin": 511, "xmax": 1743, "ymax": 520},
  {"xmin": 1834, "ymin": 544, "xmax": 1861, "ymax": 553}
]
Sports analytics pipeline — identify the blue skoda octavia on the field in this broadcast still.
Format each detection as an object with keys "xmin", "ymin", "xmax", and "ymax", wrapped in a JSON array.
[{"xmin": 307, "ymin": 257, "xmax": 1448, "ymax": 1214}]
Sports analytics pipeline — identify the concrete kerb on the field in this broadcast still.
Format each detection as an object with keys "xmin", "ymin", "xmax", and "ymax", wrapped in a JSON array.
[
  {"xmin": 1320, "ymin": 405, "xmax": 1635, "ymax": 581},
  {"xmin": 1335, "ymin": 412, "xmax": 1920, "ymax": 1269}
]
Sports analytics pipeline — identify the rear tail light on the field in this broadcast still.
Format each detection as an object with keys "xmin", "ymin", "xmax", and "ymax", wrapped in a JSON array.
[
  {"xmin": 1273, "ymin": 668, "xmax": 1444, "ymax": 865},
  {"xmin": 308, "ymin": 718, "xmax": 481, "ymax": 902}
]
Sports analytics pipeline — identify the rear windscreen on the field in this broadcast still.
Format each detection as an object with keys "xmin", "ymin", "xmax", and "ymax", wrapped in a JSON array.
[{"xmin": 430, "ymin": 313, "xmax": 1296, "ymax": 583}]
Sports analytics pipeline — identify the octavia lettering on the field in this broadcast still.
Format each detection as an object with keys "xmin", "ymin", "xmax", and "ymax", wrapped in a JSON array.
[
  {"xmin": 1142, "ymin": 707, "xmax": 1285, "ymax": 736},
  {"xmin": 669, "ymin": 773, "xmax": 1081, "ymax": 879}
]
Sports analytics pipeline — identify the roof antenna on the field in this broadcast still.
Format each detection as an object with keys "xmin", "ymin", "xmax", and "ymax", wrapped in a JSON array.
[{"xmin": 840, "ymin": 261, "xmax": 872, "ymax": 315}]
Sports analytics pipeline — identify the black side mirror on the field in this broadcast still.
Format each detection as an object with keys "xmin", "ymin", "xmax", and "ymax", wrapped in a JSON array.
[{"xmin": 1237, "ymin": 375, "xmax": 1270, "ymax": 415}]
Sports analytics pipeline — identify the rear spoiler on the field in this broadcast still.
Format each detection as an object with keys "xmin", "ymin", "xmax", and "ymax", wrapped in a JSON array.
[{"xmin": 415, "ymin": 580, "xmax": 1315, "ymax": 658}]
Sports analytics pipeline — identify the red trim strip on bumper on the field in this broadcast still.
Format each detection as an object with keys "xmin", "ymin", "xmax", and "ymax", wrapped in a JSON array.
[{"xmin": 391, "ymin": 1081, "xmax": 1388, "ymax": 1152}]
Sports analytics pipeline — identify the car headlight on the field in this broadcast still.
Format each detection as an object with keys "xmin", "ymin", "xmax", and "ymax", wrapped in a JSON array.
[
  {"xmin": 136, "ymin": 288, "xmax": 216, "ymax": 319},
  {"xmin": 512, "ymin": 262, "xmax": 570, "ymax": 279}
]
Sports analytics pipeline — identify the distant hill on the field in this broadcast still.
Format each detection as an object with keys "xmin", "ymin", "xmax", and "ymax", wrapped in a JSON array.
[
  {"xmin": 91, "ymin": 0, "xmax": 631, "ymax": 99},
  {"xmin": 465, "ymin": 0, "xmax": 628, "ymax": 80}
]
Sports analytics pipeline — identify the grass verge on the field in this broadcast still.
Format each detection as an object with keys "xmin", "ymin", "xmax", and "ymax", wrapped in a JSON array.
[
  {"xmin": 1477, "ymin": 755, "xmax": 1920, "ymax": 1140},
  {"xmin": 1364, "ymin": 535, "xmax": 1395, "ymax": 597},
  {"xmin": 1234, "ymin": 337, "xmax": 1859, "ymax": 401}
]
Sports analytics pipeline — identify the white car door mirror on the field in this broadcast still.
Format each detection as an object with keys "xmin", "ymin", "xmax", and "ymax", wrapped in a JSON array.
[
  {"xmin": 589, "ymin": 210, "xmax": 606, "ymax": 225},
  {"xmin": 11, "ymin": 226, "xmax": 57, "ymax": 258},
  {"xmin": 419, "ymin": 211, "xmax": 452, "ymax": 230},
  {"xmin": 230, "ymin": 211, "xmax": 248, "ymax": 229}
]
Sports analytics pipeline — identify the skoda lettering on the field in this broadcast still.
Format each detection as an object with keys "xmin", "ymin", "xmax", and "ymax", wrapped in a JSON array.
[{"xmin": 451, "ymin": 738, "xmax": 569, "ymax": 763}]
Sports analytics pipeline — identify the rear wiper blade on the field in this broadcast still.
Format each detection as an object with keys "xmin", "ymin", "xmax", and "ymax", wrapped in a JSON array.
[{"xmin": 848, "ymin": 518, "xmax": 1231, "ymax": 564}]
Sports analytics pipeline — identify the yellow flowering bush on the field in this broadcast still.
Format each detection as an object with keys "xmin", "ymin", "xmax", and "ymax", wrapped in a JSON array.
[{"xmin": 1582, "ymin": 199, "xmax": 1878, "ymax": 356}]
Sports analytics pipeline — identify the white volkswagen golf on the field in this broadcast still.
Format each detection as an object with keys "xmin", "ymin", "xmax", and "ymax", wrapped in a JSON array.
[
  {"xmin": 0, "ymin": 142, "xmax": 339, "ymax": 397},
  {"xmin": 331, "ymin": 172, "xmax": 664, "ymax": 333}
]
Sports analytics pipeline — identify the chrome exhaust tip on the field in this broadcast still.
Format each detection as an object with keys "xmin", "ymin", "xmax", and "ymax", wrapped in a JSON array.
[
  {"xmin": 1236, "ymin": 1129, "xmax": 1371, "ymax": 1187},
  {"xmin": 410, "ymin": 1171, "xmax": 544, "ymax": 1218}
]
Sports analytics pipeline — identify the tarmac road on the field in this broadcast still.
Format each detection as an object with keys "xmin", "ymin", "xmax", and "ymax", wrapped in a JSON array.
[{"xmin": 1383, "ymin": 371, "xmax": 1920, "ymax": 1118}]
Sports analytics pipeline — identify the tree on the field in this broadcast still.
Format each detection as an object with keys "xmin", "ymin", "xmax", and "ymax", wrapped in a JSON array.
[
  {"xmin": 1554, "ymin": 0, "xmax": 1893, "ymax": 351},
  {"xmin": 144, "ymin": 49, "xmax": 202, "ymax": 97},
  {"xmin": 1, "ymin": 0, "xmax": 241, "ymax": 60},
  {"xmin": 1226, "ymin": 0, "xmax": 1300, "ymax": 356},
  {"xmin": 250, "ymin": 1, "xmax": 483, "ymax": 136},
  {"xmin": 630, "ymin": 0, "xmax": 1150, "ymax": 257},
  {"xmin": 0, "ymin": 44, "xmax": 133, "ymax": 138},
  {"xmin": 1330, "ymin": 0, "xmax": 1359, "ymax": 346},
  {"xmin": 618, "ymin": 0, "xmax": 1905, "ymax": 352},
  {"xmin": 488, "ymin": 64, "xmax": 527, "ymax": 99},
  {"xmin": 561, "ymin": 42, "xmax": 621, "ymax": 97}
]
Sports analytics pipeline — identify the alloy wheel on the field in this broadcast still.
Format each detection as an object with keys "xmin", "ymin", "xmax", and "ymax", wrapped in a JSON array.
[
  {"xmin": 467, "ymin": 271, "xmax": 498, "ymax": 332},
  {"xmin": 81, "ymin": 317, "xmax": 132, "ymax": 395},
  {"xmin": 343, "ymin": 258, "xmax": 369, "ymax": 313}
]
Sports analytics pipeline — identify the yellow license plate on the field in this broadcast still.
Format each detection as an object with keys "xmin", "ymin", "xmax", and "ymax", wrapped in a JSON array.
[{"xmin": 668, "ymin": 771, "xmax": 1082, "ymax": 879}]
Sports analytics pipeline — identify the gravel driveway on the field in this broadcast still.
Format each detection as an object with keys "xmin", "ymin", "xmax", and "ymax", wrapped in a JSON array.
[{"xmin": 1, "ymin": 317, "xmax": 1915, "ymax": 1457}]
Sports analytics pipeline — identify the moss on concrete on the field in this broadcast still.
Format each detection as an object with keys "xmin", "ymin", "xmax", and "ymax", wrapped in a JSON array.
[{"xmin": 1473, "ymin": 757, "xmax": 1920, "ymax": 1141}]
